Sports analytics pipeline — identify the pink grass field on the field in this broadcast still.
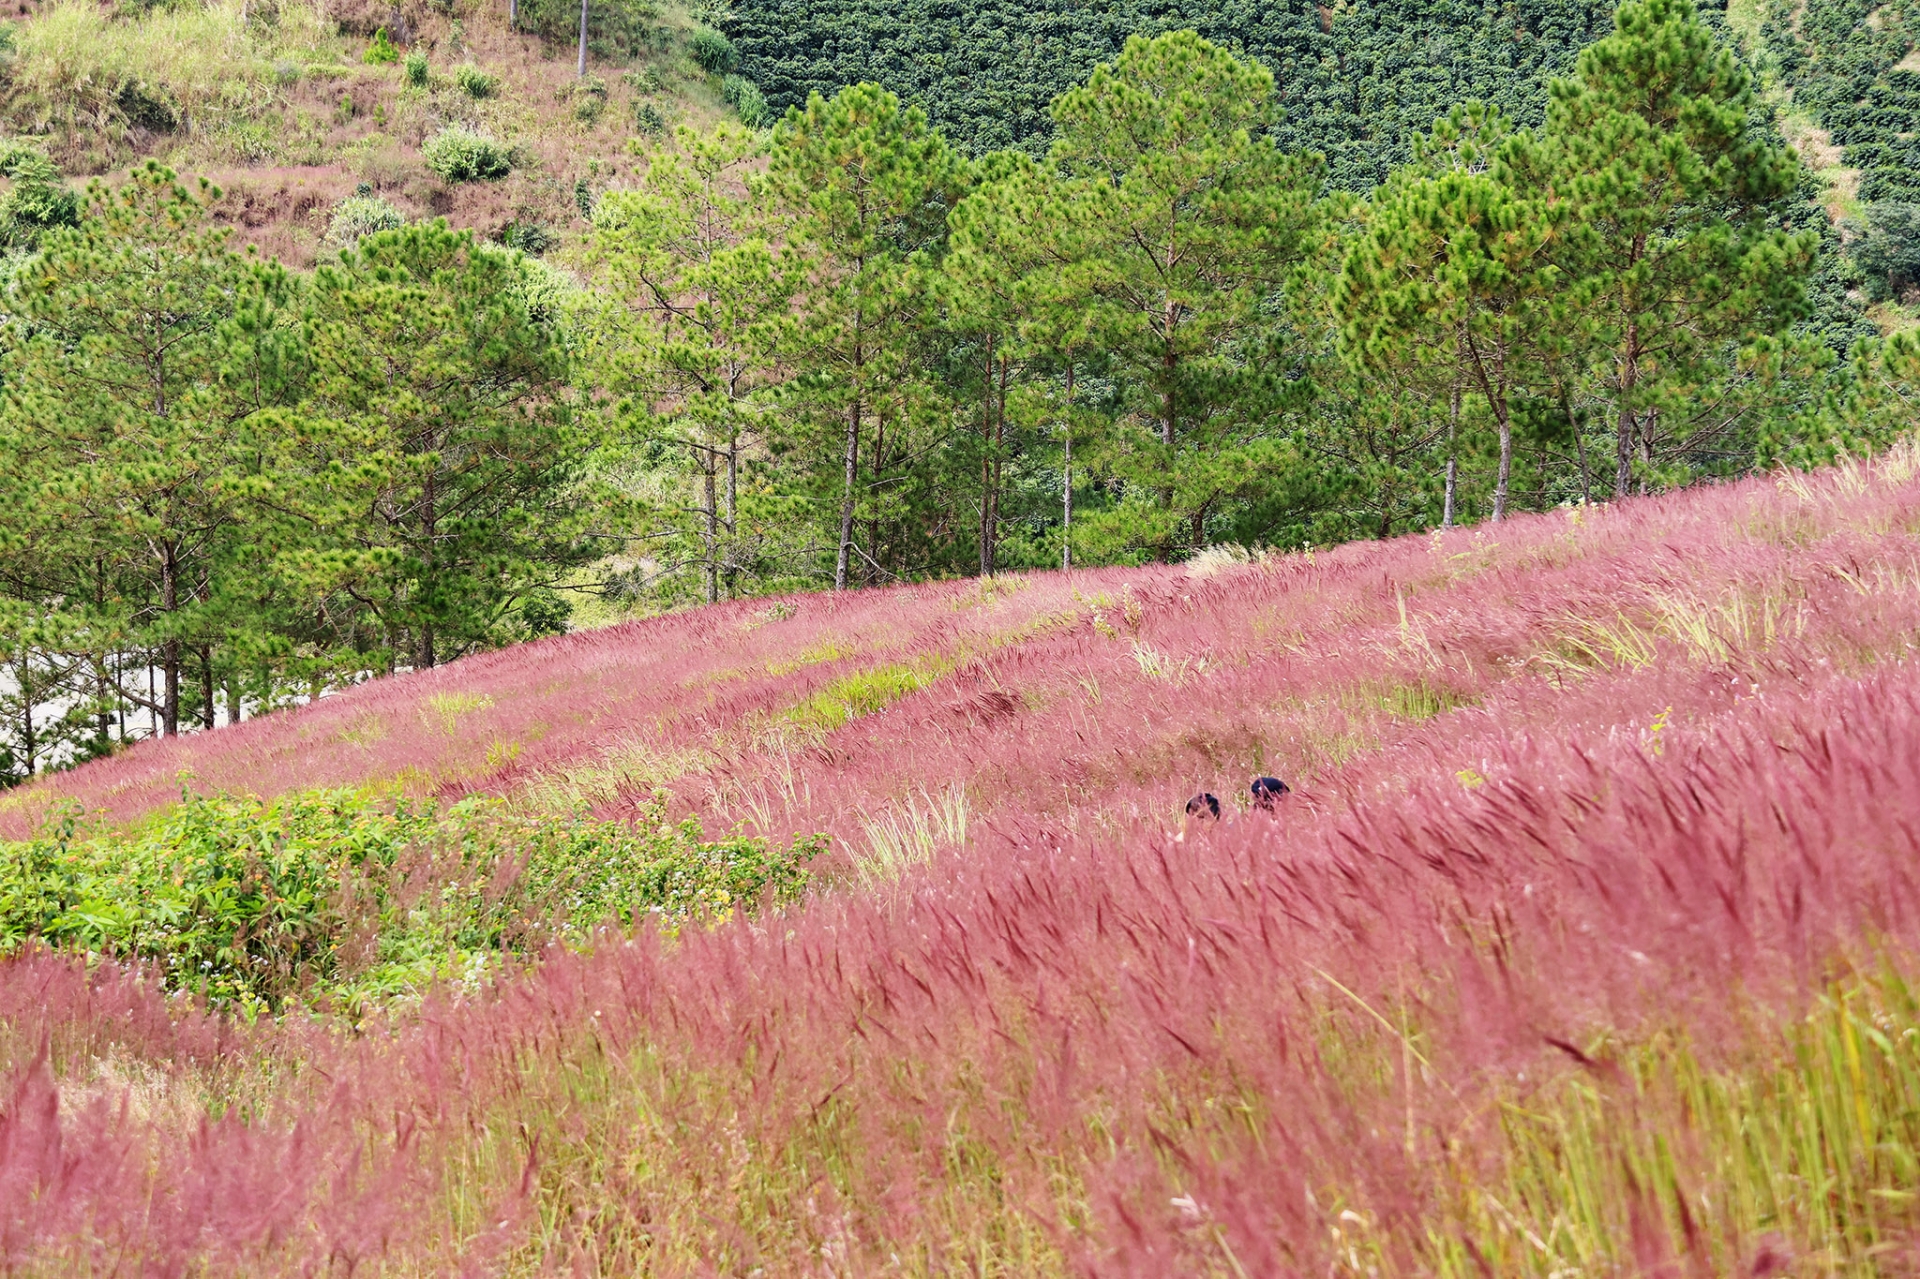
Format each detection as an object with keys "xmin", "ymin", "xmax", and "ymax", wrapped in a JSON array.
[{"xmin": 8, "ymin": 455, "xmax": 1920, "ymax": 1271}]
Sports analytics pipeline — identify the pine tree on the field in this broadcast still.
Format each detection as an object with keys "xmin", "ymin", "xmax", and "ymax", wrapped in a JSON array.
[
  {"xmin": 0, "ymin": 162, "xmax": 302, "ymax": 736},
  {"xmin": 765, "ymin": 83, "xmax": 963, "ymax": 589},
  {"xmin": 1043, "ymin": 32, "xmax": 1323, "ymax": 559},
  {"xmin": 591, "ymin": 123, "xmax": 804, "ymax": 603},
  {"xmin": 294, "ymin": 222, "xmax": 591, "ymax": 669},
  {"xmin": 1517, "ymin": 0, "xmax": 1818, "ymax": 496},
  {"xmin": 1339, "ymin": 113, "xmax": 1556, "ymax": 524}
]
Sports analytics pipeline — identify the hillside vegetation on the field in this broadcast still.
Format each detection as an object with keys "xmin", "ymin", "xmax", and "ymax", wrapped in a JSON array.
[
  {"xmin": 0, "ymin": 0, "xmax": 726, "ymax": 263},
  {"xmin": 730, "ymin": 0, "xmax": 1621, "ymax": 186},
  {"xmin": 3, "ymin": 450, "xmax": 1920, "ymax": 1268},
  {"xmin": 6, "ymin": 0, "xmax": 1914, "ymax": 787},
  {"xmin": 7, "ymin": 0, "xmax": 1920, "ymax": 1264}
]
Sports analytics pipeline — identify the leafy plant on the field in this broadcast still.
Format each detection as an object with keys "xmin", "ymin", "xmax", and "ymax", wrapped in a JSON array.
[
  {"xmin": 454, "ymin": 61, "xmax": 498, "ymax": 98},
  {"xmin": 721, "ymin": 72, "xmax": 768, "ymax": 126},
  {"xmin": 0, "ymin": 789, "xmax": 826, "ymax": 1011},
  {"xmin": 495, "ymin": 218, "xmax": 557, "ymax": 255},
  {"xmin": 325, "ymin": 193, "xmax": 404, "ymax": 246},
  {"xmin": 422, "ymin": 125, "xmax": 512, "ymax": 181},
  {"xmin": 403, "ymin": 49, "xmax": 427, "ymax": 86},
  {"xmin": 362, "ymin": 25, "xmax": 398, "ymax": 64},
  {"xmin": 689, "ymin": 26, "xmax": 735, "ymax": 73}
]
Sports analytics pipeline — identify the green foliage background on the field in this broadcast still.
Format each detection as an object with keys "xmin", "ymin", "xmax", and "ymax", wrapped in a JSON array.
[{"xmin": 728, "ymin": 0, "xmax": 1620, "ymax": 187}]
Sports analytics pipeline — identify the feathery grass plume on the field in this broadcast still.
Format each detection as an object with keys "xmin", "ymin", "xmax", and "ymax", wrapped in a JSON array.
[{"xmin": 8, "ymin": 458, "xmax": 1920, "ymax": 1265}]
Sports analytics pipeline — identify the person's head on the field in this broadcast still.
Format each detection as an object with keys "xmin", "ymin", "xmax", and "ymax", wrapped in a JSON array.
[
  {"xmin": 1250, "ymin": 776, "xmax": 1290, "ymax": 811},
  {"xmin": 1185, "ymin": 792, "xmax": 1220, "ymax": 820}
]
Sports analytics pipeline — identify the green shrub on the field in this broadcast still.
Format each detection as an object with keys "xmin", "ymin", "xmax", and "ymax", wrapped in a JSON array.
[
  {"xmin": 363, "ymin": 25, "xmax": 398, "ymax": 63},
  {"xmin": 689, "ymin": 26, "xmax": 735, "ymax": 72},
  {"xmin": 633, "ymin": 100, "xmax": 665, "ymax": 135},
  {"xmin": 495, "ymin": 218, "xmax": 556, "ymax": 255},
  {"xmin": 0, "ymin": 146, "xmax": 78, "ymax": 250},
  {"xmin": 571, "ymin": 72, "xmax": 607, "ymax": 122},
  {"xmin": 721, "ymin": 72, "xmax": 767, "ymax": 126},
  {"xmin": 454, "ymin": 61, "xmax": 497, "ymax": 98},
  {"xmin": 403, "ymin": 50, "xmax": 428, "ymax": 86},
  {"xmin": 0, "ymin": 790, "xmax": 826, "ymax": 1012},
  {"xmin": 422, "ymin": 126, "xmax": 512, "ymax": 182},
  {"xmin": 327, "ymin": 193, "xmax": 404, "ymax": 245}
]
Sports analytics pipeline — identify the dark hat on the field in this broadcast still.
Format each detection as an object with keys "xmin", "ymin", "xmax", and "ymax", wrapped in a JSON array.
[
  {"xmin": 1185, "ymin": 792, "xmax": 1221, "ymax": 819},
  {"xmin": 1250, "ymin": 776, "xmax": 1290, "ymax": 809}
]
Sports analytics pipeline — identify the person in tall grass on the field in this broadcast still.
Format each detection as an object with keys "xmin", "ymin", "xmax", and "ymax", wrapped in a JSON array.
[
  {"xmin": 1250, "ymin": 776, "xmax": 1291, "ymax": 810},
  {"xmin": 1185, "ymin": 793, "xmax": 1220, "ymax": 820}
]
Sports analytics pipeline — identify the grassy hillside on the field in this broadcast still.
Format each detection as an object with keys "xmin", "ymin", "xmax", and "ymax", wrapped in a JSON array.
[
  {"xmin": 0, "ymin": 0, "xmax": 729, "ymax": 263},
  {"xmin": 5, "ymin": 452, "xmax": 1920, "ymax": 1267}
]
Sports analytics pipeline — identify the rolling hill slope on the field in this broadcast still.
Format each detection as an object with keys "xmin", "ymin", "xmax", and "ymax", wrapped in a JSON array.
[{"xmin": 9, "ymin": 454, "xmax": 1920, "ymax": 1269}]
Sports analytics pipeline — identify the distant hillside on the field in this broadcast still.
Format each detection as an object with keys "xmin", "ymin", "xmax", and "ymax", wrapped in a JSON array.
[
  {"xmin": 728, "ymin": 0, "xmax": 1622, "ymax": 187},
  {"xmin": 0, "ymin": 0, "xmax": 733, "ymax": 263}
]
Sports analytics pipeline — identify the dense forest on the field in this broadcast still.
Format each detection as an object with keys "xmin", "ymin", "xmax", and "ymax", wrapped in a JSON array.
[
  {"xmin": 0, "ymin": 0, "xmax": 1917, "ymax": 779},
  {"xmin": 728, "ymin": 0, "xmax": 1623, "ymax": 187}
]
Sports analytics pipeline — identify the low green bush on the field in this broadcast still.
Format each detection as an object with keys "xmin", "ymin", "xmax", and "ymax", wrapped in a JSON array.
[
  {"xmin": 688, "ymin": 26, "xmax": 735, "ymax": 73},
  {"xmin": 422, "ymin": 126, "xmax": 512, "ymax": 182},
  {"xmin": 0, "ymin": 790, "xmax": 826, "ymax": 1013},
  {"xmin": 326, "ymin": 192, "xmax": 404, "ymax": 246},
  {"xmin": 0, "ymin": 142, "xmax": 77, "ymax": 249},
  {"xmin": 454, "ymin": 61, "xmax": 498, "ymax": 98},
  {"xmin": 403, "ymin": 50, "xmax": 428, "ymax": 86},
  {"xmin": 721, "ymin": 72, "xmax": 768, "ymax": 126},
  {"xmin": 363, "ymin": 26, "xmax": 398, "ymax": 64}
]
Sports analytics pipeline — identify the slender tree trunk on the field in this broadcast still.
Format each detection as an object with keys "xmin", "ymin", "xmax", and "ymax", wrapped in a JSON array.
[
  {"xmin": 1444, "ymin": 335, "xmax": 1462, "ymax": 528},
  {"xmin": 15, "ymin": 648, "xmax": 34, "ymax": 776},
  {"xmin": 93, "ymin": 558, "xmax": 112, "ymax": 745},
  {"xmin": 724, "ymin": 431, "xmax": 739, "ymax": 599},
  {"xmin": 978, "ymin": 341, "xmax": 1002, "ymax": 577},
  {"xmin": 703, "ymin": 448, "xmax": 719, "ymax": 605},
  {"xmin": 867, "ymin": 412, "xmax": 884, "ymax": 586},
  {"xmin": 509, "ymin": 0, "xmax": 517, "ymax": 30},
  {"xmin": 226, "ymin": 672, "xmax": 243, "ymax": 725},
  {"xmin": 835, "ymin": 396, "xmax": 860, "ymax": 592},
  {"xmin": 1639, "ymin": 407, "xmax": 1656, "ymax": 495},
  {"xmin": 418, "ymin": 461, "xmax": 437, "ymax": 668},
  {"xmin": 577, "ymin": 0, "xmax": 589, "ymax": 77},
  {"xmin": 1062, "ymin": 365, "xmax": 1074, "ymax": 572},
  {"xmin": 1615, "ymin": 318, "xmax": 1640, "ymax": 500},
  {"xmin": 160, "ymin": 544, "xmax": 180, "ymax": 736},
  {"xmin": 1570, "ymin": 391, "xmax": 1592, "ymax": 505},
  {"xmin": 1461, "ymin": 328, "xmax": 1512, "ymax": 524},
  {"xmin": 200, "ymin": 645, "xmax": 215, "ymax": 730}
]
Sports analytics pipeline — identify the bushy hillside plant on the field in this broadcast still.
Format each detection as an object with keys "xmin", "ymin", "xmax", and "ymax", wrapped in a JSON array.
[
  {"xmin": 361, "ymin": 25, "xmax": 397, "ymax": 63},
  {"xmin": 0, "ymin": 790, "xmax": 824, "ymax": 1011},
  {"xmin": 422, "ymin": 125, "xmax": 511, "ymax": 180},
  {"xmin": 453, "ymin": 61, "xmax": 497, "ymax": 98},
  {"xmin": 324, "ymin": 192, "xmax": 403, "ymax": 245},
  {"xmin": 688, "ymin": 26, "xmax": 734, "ymax": 72}
]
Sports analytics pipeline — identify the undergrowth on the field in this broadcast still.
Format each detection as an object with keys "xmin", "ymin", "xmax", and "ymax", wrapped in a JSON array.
[{"xmin": 0, "ymin": 789, "xmax": 825, "ymax": 1014}]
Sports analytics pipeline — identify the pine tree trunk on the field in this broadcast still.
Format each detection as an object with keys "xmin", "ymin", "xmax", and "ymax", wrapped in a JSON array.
[
  {"xmin": 1444, "ymin": 334, "xmax": 1462, "ymax": 528},
  {"xmin": 703, "ymin": 448, "xmax": 719, "ymax": 605},
  {"xmin": 1062, "ymin": 365, "xmax": 1074, "ymax": 570},
  {"xmin": 835, "ymin": 397, "xmax": 859, "ymax": 592},
  {"xmin": 16, "ymin": 648, "xmax": 35, "ymax": 776},
  {"xmin": 577, "ymin": 0, "xmax": 589, "ymax": 76},
  {"xmin": 161, "ymin": 544, "xmax": 180, "ymax": 736},
  {"xmin": 1614, "ymin": 316, "xmax": 1641, "ymax": 500}
]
